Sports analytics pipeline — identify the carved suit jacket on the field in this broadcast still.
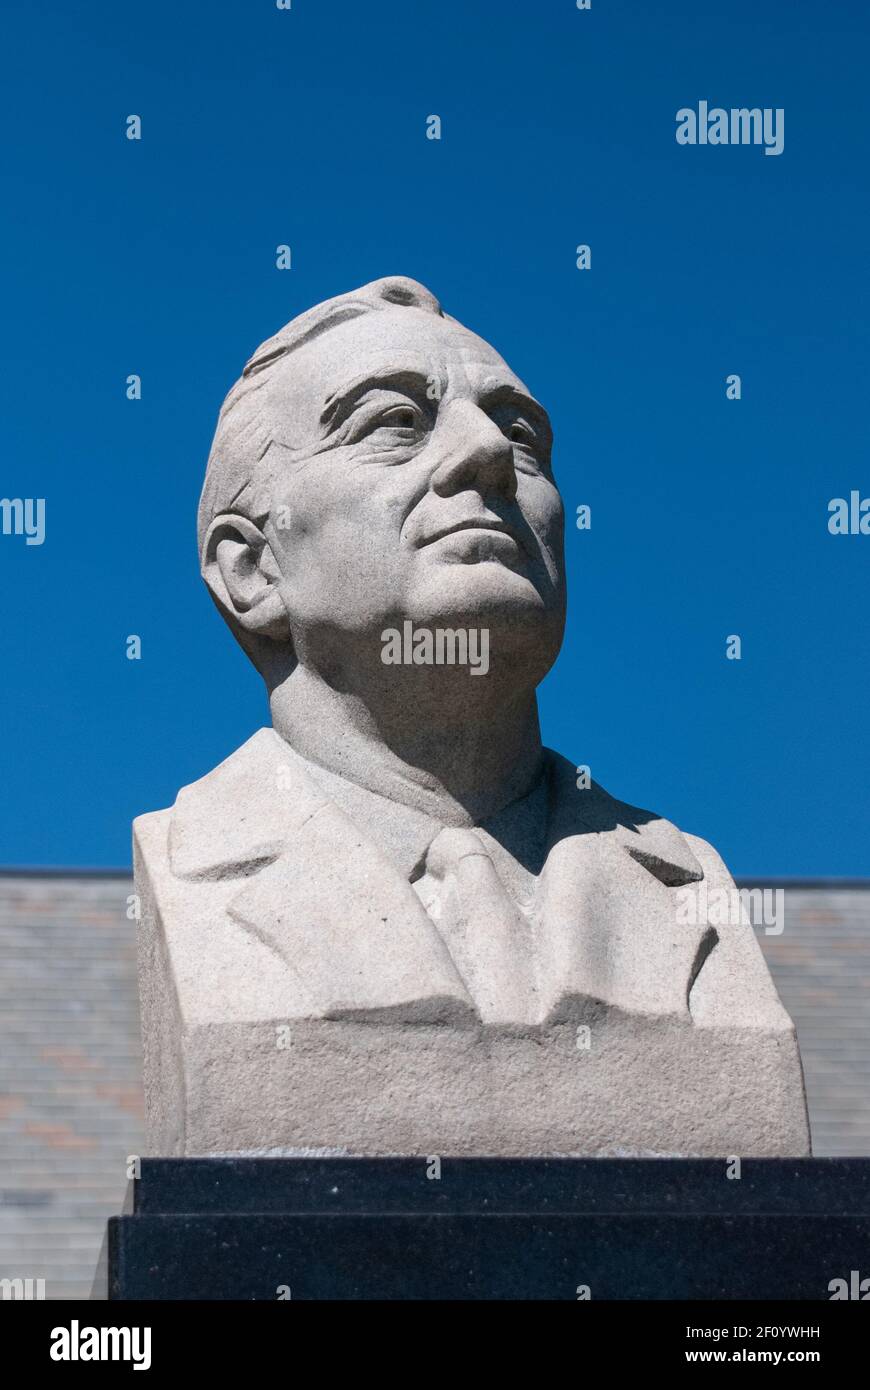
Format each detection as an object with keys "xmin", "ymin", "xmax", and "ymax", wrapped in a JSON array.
[{"xmin": 134, "ymin": 728, "xmax": 792, "ymax": 1035}]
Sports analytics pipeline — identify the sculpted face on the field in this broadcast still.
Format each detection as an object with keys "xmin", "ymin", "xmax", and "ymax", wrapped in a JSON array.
[{"xmin": 253, "ymin": 306, "xmax": 566, "ymax": 681}]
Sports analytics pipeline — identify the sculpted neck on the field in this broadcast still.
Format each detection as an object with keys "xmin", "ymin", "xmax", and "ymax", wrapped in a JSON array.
[{"xmin": 268, "ymin": 661, "xmax": 545, "ymax": 827}]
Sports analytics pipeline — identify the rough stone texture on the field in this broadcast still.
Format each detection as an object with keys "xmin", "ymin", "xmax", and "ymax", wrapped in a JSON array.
[
  {"xmin": 135, "ymin": 276, "xmax": 810, "ymax": 1158},
  {"xmin": 1, "ymin": 875, "xmax": 866, "ymax": 1296},
  {"xmin": 136, "ymin": 735, "xmax": 808, "ymax": 1157}
]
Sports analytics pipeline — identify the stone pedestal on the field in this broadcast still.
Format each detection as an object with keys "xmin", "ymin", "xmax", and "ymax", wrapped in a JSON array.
[{"xmin": 94, "ymin": 1156, "xmax": 870, "ymax": 1300}]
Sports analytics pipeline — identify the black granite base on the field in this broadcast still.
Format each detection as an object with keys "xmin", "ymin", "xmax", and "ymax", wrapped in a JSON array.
[{"xmin": 94, "ymin": 1157, "xmax": 870, "ymax": 1300}]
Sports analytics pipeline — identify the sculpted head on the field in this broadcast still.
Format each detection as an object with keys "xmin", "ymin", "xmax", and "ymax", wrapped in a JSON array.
[{"xmin": 199, "ymin": 276, "xmax": 566, "ymax": 698}]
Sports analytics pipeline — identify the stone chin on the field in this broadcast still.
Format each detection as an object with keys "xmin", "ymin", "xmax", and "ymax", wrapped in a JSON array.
[{"xmin": 406, "ymin": 546, "xmax": 564, "ymax": 634}]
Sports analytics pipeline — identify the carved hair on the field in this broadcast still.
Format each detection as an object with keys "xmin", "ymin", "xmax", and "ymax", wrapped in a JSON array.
[{"xmin": 198, "ymin": 277, "xmax": 446, "ymax": 675}]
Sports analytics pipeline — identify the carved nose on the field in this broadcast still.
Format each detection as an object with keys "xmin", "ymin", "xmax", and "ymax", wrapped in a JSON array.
[{"xmin": 430, "ymin": 401, "xmax": 517, "ymax": 501}]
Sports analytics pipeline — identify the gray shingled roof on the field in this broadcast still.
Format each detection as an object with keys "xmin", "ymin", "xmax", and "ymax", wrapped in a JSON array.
[
  {"xmin": 740, "ymin": 881, "xmax": 870, "ymax": 1159},
  {"xmin": 0, "ymin": 873, "xmax": 867, "ymax": 1298},
  {"xmin": 0, "ymin": 875, "xmax": 141, "ymax": 1300}
]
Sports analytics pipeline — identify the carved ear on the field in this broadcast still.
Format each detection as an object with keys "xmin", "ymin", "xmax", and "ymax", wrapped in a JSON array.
[{"xmin": 201, "ymin": 513, "xmax": 289, "ymax": 640}]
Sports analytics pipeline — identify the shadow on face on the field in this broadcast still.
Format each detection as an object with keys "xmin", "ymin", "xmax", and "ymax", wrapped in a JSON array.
[{"xmin": 257, "ymin": 306, "xmax": 567, "ymax": 687}]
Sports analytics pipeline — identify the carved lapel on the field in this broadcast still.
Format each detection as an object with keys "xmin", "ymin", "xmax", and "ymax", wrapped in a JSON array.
[
  {"xmin": 170, "ymin": 729, "xmax": 474, "ymax": 1022},
  {"xmin": 534, "ymin": 755, "xmax": 714, "ymax": 1022}
]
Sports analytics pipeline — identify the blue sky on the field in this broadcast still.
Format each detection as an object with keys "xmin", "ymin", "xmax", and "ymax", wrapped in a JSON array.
[{"xmin": 1, "ymin": 0, "xmax": 867, "ymax": 873}]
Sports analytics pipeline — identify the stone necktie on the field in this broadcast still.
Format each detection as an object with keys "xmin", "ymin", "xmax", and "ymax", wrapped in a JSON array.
[{"xmin": 417, "ymin": 826, "xmax": 537, "ymax": 1025}]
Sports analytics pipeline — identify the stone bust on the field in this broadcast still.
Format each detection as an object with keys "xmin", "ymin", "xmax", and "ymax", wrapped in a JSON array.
[{"xmin": 135, "ymin": 276, "xmax": 810, "ymax": 1157}]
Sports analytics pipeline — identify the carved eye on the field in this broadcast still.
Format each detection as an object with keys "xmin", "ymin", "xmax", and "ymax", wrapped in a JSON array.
[
  {"xmin": 343, "ymin": 396, "xmax": 429, "ymax": 450},
  {"xmin": 381, "ymin": 406, "xmax": 418, "ymax": 430},
  {"xmin": 507, "ymin": 419, "xmax": 535, "ymax": 446}
]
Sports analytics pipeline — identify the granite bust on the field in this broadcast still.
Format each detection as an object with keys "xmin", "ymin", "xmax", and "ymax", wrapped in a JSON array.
[{"xmin": 135, "ymin": 276, "xmax": 810, "ymax": 1157}]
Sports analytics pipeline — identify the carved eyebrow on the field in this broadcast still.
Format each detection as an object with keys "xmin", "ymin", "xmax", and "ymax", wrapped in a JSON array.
[
  {"xmin": 477, "ymin": 381, "xmax": 552, "ymax": 440},
  {"xmin": 320, "ymin": 368, "xmax": 434, "ymax": 431}
]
